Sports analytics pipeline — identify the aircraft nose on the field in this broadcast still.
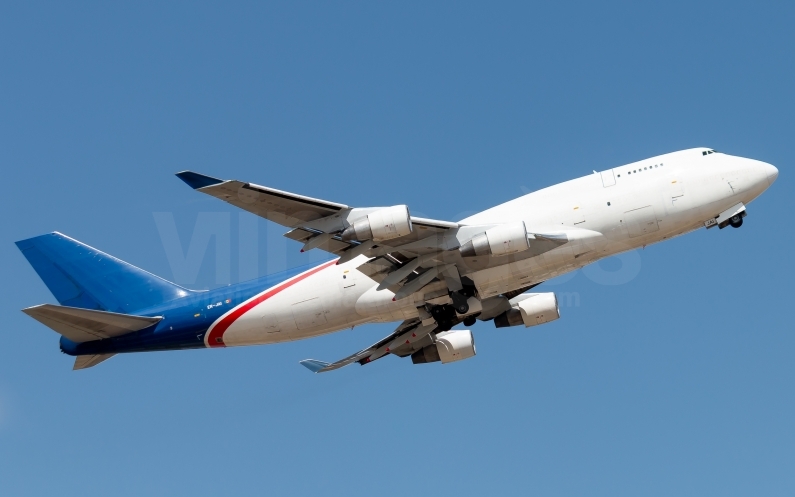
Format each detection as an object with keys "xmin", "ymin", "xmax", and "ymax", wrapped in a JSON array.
[{"xmin": 764, "ymin": 162, "xmax": 779, "ymax": 186}]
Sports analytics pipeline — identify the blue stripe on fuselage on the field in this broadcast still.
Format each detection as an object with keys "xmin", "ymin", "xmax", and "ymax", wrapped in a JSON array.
[{"xmin": 59, "ymin": 261, "xmax": 331, "ymax": 356}]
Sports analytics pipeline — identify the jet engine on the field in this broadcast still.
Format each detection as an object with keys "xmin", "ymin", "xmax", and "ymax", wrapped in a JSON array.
[
  {"xmin": 341, "ymin": 205, "xmax": 412, "ymax": 242},
  {"xmin": 459, "ymin": 221, "xmax": 529, "ymax": 257},
  {"xmin": 494, "ymin": 292, "xmax": 560, "ymax": 328},
  {"xmin": 411, "ymin": 329, "xmax": 476, "ymax": 364}
]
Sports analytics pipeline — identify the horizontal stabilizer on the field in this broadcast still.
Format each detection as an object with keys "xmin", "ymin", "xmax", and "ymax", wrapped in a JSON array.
[
  {"xmin": 299, "ymin": 359, "xmax": 331, "ymax": 373},
  {"xmin": 22, "ymin": 304, "xmax": 162, "ymax": 343},
  {"xmin": 74, "ymin": 353, "xmax": 115, "ymax": 370}
]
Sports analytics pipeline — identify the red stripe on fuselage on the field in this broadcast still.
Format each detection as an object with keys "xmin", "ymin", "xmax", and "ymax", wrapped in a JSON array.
[{"xmin": 205, "ymin": 259, "xmax": 338, "ymax": 348}]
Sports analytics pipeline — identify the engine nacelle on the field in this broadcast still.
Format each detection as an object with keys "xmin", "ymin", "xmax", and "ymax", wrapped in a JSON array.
[
  {"xmin": 494, "ymin": 292, "xmax": 560, "ymax": 328},
  {"xmin": 411, "ymin": 329, "xmax": 476, "ymax": 365},
  {"xmin": 459, "ymin": 221, "xmax": 529, "ymax": 257},
  {"xmin": 341, "ymin": 205, "xmax": 412, "ymax": 242}
]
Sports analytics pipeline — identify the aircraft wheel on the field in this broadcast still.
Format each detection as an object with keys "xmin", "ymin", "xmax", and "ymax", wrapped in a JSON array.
[
  {"xmin": 451, "ymin": 292, "xmax": 469, "ymax": 314},
  {"xmin": 463, "ymin": 316, "xmax": 477, "ymax": 326},
  {"xmin": 730, "ymin": 215, "xmax": 743, "ymax": 228}
]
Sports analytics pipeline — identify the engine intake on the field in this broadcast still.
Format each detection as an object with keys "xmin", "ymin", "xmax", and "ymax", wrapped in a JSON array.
[
  {"xmin": 459, "ymin": 221, "xmax": 529, "ymax": 257},
  {"xmin": 341, "ymin": 205, "xmax": 412, "ymax": 242},
  {"xmin": 411, "ymin": 329, "xmax": 476, "ymax": 364},
  {"xmin": 494, "ymin": 292, "xmax": 560, "ymax": 328}
]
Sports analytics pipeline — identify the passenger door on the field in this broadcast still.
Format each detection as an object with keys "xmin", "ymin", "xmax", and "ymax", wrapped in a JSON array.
[
  {"xmin": 666, "ymin": 175, "xmax": 685, "ymax": 209},
  {"xmin": 600, "ymin": 169, "xmax": 616, "ymax": 187},
  {"xmin": 568, "ymin": 202, "xmax": 586, "ymax": 226}
]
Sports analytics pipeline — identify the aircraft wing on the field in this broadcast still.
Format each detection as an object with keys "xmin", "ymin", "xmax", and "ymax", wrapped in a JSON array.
[
  {"xmin": 175, "ymin": 171, "xmax": 349, "ymax": 227},
  {"xmin": 299, "ymin": 318, "xmax": 438, "ymax": 373},
  {"xmin": 176, "ymin": 171, "xmax": 458, "ymax": 260}
]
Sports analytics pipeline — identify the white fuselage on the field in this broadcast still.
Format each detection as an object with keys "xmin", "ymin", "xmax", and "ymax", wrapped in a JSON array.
[{"xmin": 215, "ymin": 148, "xmax": 778, "ymax": 347}]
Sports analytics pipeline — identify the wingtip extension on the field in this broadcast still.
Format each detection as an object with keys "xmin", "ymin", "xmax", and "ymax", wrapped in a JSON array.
[{"xmin": 175, "ymin": 171, "xmax": 224, "ymax": 190}]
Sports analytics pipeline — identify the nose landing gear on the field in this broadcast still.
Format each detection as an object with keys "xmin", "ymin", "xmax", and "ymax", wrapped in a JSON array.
[{"xmin": 707, "ymin": 203, "xmax": 747, "ymax": 230}]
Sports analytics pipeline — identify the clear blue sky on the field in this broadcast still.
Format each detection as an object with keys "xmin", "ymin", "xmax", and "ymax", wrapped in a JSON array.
[{"xmin": 1, "ymin": 2, "xmax": 792, "ymax": 495}]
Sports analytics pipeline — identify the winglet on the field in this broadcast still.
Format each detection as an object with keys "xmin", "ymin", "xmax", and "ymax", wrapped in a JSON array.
[
  {"xmin": 175, "ymin": 171, "xmax": 225, "ymax": 190},
  {"xmin": 299, "ymin": 359, "xmax": 331, "ymax": 373}
]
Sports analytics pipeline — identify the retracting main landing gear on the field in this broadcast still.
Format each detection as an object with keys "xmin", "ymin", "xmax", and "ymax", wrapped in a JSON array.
[
  {"xmin": 417, "ymin": 264, "xmax": 480, "ymax": 332},
  {"xmin": 441, "ymin": 264, "xmax": 475, "ymax": 315},
  {"xmin": 429, "ymin": 305, "xmax": 457, "ymax": 332},
  {"xmin": 450, "ymin": 291, "xmax": 470, "ymax": 315}
]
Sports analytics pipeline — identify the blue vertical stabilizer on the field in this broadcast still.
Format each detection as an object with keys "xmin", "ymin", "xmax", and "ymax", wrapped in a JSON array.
[{"xmin": 16, "ymin": 232, "xmax": 192, "ymax": 313}]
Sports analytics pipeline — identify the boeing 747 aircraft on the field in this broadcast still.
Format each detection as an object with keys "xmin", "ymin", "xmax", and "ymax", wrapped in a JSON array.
[{"xmin": 17, "ymin": 148, "xmax": 778, "ymax": 371}]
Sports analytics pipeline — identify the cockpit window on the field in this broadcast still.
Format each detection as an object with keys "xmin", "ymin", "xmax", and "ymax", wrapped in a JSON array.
[{"xmin": 702, "ymin": 149, "xmax": 717, "ymax": 156}]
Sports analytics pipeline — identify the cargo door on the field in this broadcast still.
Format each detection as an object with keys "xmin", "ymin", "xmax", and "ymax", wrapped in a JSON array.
[
  {"xmin": 292, "ymin": 297, "xmax": 328, "ymax": 330},
  {"xmin": 624, "ymin": 205, "xmax": 659, "ymax": 238}
]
